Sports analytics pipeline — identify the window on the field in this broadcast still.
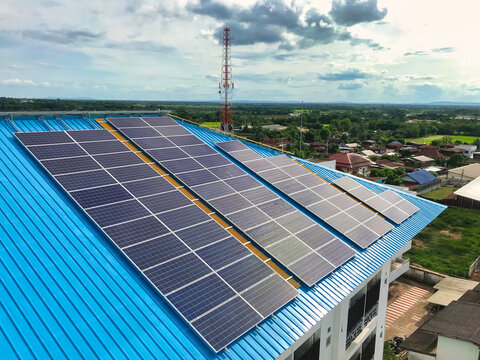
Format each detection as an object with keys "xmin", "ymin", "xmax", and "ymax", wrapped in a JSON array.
[
  {"xmin": 294, "ymin": 332, "xmax": 320, "ymax": 360},
  {"xmin": 326, "ymin": 335, "xmax": 331, "ymax": 347}
]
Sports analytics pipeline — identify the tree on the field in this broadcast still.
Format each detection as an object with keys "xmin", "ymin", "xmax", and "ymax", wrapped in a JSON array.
[
  {"xmin": 319, "ymin": 126, "xmax": 330, "ymax": 141},
  {"xmin": 447, "ymin": 153, "xmax": 469, "ymax": 168},
  {"xmin": 328, "ymin": 142, "xmax": 339, "ymax": 154}
]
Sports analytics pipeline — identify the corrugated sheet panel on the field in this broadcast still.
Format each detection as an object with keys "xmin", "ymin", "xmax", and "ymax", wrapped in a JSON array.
[{"xmin": 0, "ymin": 117, "xmax": 446, "ymax": 360}]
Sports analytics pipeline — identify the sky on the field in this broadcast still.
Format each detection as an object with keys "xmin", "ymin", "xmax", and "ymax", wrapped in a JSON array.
[{"xmin": 1, "ymin": 0, "xmax": 480, "ymax": 103}]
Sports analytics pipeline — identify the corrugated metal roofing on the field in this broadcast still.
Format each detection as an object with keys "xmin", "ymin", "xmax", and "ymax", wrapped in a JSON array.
[
  {"xmin": 0, "ymin": 116, "xmax": 446, "ymax": 360},
  {"xmin": 406, "ymin": 169, "xmax": 437, "ymax": 185}
]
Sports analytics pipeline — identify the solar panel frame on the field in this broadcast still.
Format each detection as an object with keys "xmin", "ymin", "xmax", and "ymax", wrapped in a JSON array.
[
  {"xmin": 216, "ymin": 142, "xmax": 392, "ymax": 249},
  {"xmin": 16, "ymin": 129, "xmax": 298, "ymax": 353},
  {"xmin": 110, "ymin": 120, "xmax": 355, "ymax": 287}
]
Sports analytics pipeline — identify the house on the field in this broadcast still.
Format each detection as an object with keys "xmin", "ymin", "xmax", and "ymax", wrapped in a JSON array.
[
  {"xmin": 454, "ymin": 176, "xmax": 480, "ymax": 209},
  {"xmin": 359, "ymin": 149, "xmax": 376, "ymax": 157},
  {"xmin": 0, "ymin": 113, "xmax": 446, "ymax": 360},
  {"xmin": 327, "ymin": 153, "xmax": 374, "ymax": 175},
  {"xmin": 339, "ymin": 145, "xmax": 355, "ymax": 153},
  {"xmin": 375, "ymin": 159, "xmax": 405, "ymax": 169},
  {"xmin": 362, "ymin": 140, "xmax": 376, "ymax": 148},
  {"xmin": 404, "ymin": 155, "xmax": 435, "ymax": 170},
  {"xmin": 345, "ymin": 142, "xmax": 360, "ymax": 149},
  {"xmin": 262, "ymin": 124, "xmax": 287, "ymax": 131},
  {"xmin": 263, "ymin": 137, "xmax": 293, "ymax": 149},
  {"xmin": 456, "ymin": 144, "xmax": 478, "ymax": 158},
  {"xmin": 387, "ymin": 141, "xmax": 403, "ymax": 151},
  {"xmin": 447, "ymin": 163, "xmax": 480, "ymax": 181},
  {"xmin": 402, "ymin": 169, "xmax": 437, "ymax": 189},
  {"xmin": 369, "ymin": 146, "xmax": 387, "ymax": 155},
  {"xmin": 402, "ymin": 283, "xmax": 480, "ymax": 360},
  {"xmin": 417, "ymin": 146, "xmax": 446, "ymax": 161},
  {"xmin": 440, "ymin": 145, "xmax": 464, "ymax": 157},
  {"xmin": 309, "ymin": 141, "xmax": 326, "ymax": 152}
]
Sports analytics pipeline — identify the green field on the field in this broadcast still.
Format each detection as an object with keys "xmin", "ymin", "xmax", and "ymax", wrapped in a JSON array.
[
  {"xmin": 200, "ymin": 122, "xmax": 221, "ymax": 128},
  {"xmin": 406, "ymin": 207, "xmax": 480, "ymax": 277},
  {"xmin": 293, "ymin": 109, "xmax": 312, "ymax": 113},
  {"xmin": 422, "ymin": 187, "xmax": 458, "ymax": 200},
  {"xmin": 405, "ymin": 134, "xmax": 479, "ymax": 144}
]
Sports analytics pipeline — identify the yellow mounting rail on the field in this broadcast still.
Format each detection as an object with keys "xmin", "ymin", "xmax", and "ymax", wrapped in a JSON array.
[{"xmin": 95, "ymin": 118, "xmax": 300, "ymax": 289}]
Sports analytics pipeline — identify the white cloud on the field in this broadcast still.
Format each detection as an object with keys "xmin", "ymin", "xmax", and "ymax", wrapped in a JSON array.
[{"xmin": 2, "ymin": 78, "xmax": 36, "ymax": 86}]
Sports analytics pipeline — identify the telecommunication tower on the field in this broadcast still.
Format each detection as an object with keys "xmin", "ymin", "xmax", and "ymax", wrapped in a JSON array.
[{"xmin": 219, "ymin": 27, "xmax": 234, "ymax": 132}]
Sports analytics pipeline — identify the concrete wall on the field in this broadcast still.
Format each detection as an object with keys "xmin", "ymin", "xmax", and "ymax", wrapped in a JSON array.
[
  {"xmin": 436, "ymin": 336, "xmax": 479, "ymax": 360},
  {"xmin": 404, "ymin": 266, "xmax": 445, "ymax": 286}
]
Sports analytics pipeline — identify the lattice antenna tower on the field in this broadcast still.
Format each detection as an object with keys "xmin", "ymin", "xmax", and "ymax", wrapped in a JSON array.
[{"xmin": 219, "ymin": 26, "xmax": 234, "ymax": 132}]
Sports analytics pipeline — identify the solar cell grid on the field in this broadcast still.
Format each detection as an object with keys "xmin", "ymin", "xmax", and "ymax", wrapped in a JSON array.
[
  {"xmin": 332, "ymin": 177, "xmax": 418, "ymax": 224},
  {"xmin": 142, "ymin": 116, "xmax": 178, "ymax": 126},
  {"xmin": 154, "ymin": 126, "xmax": 192, "ymax": 136},
  {"xmin": 71, "ymin": 184, "xmax": 132, "ymax": 208},
  {"xmin": 162, "ymin": 157, "xmax": 203, "ymax": 173},
  {"xmin": 55, "ymin": 169, "xmax": 117, "ymax": 191},
  {"xmin": 16, "ymin": 131, "xmax": 73, "ymax": 145},
  {"xmin": 93, "ymin": 152, "xmax": 145, "ymax": 168},
  {"xmin": 181, "ymin": 144, "xmax": 217, "ymax": 157},
  {"xmin": 167, "ymin": 274, "xmax": 236, "ymax": 321},
  {"xmin": 108, "ymin": 117, "xmax": 148, "ymax": 128},
  {"xmin": 28, "ymin": 143, "xmax": 87, "ymax": 160},
  {"xmin": 124, "ymin": 234, "xmax": 190, "ymax": 270},
  {"xmin": 243, "ymin": 158, "xmax": 275, "ymax": 172},
  {"xmin": 267, "ymin": 237, "xmax": 312, "ymax": 266},
  {"xmin": 258, "ymin": 199, "xmax": 296, "ymax": 219},
  {"xmin": 112, "ymin": 120, "xmax": 350, "ymax": 287},
  {"xmin": 169, "ymin": 135, "xmax": 204, "ymax": 146},
  {"xmin": 41, "ymin": 156, "xmax": 101, "ymax": 175},
  {"xmin": 245, "ymin": 222, "xmax": 290, "ymax": 247},
  {"xmin": 275, "ymin": 178, "xmax": 307, "ymax": 195},
  {"xmin": 289, "ymin": 253, "xmax": 335, "ymax": 286},
  {"xmin": 67, "ymin": 129, "xmax": 116, "ymax": 142},
  {"xmin": 218, "ymin": 255, "xmax": 272, "ymax": 292},
  {"xmin": 139, "ymin": 190, "xmax": 192, "ymax": 213},
  {"xmin": 209, "ymin": 164, "xmax": 246, "ymax": 180},
  {"xmin": 122, "ymin": 177, "xmax": 173, "ymax": 198},
  {"xmin": 209, "ymin": 193, "xmax": 252, "ymax": 215},
  {"xmin": 107, "ymin": 164, "xmax": 159, "ymax": 182},
  {"xmin": 79, "ymin": 140, "xmax": 130, "ymax": 155},
  {"xmin": 148, "ymin": 147, "xmax": 189, "ymax": 161},
  {"xmin": 17, "ymin": 129, "xmax": 298, "ymax": 353},
  {"xmin": 121, "ymin": 127, "xmax": 161, "ymax": 139},
  {"xmin": 194, "ymin": 154, "xmax": 231, "ymax": 168},
  {"xmin": 133, "ymin": 137, "xmax": 175, "ymax": 150}
]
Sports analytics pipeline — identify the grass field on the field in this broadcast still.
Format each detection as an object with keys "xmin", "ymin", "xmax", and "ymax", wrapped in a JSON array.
[
  {"xmin": 422, "ymin": 187, "xmax": 458, "ymax": 200},
  {"xmin": 406, "ymin": 207, "xmax": 480, "ymax": 277},
  {"xmin": 200, "ymin": 122, "xmax": 220, "ymax": 128},
  {"xmin": 405, "ymin": 134, "xmax": 479, "ymax": 144}
]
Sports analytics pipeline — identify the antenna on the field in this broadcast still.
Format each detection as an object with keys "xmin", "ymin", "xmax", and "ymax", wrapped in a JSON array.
[{"xmin": 219, "ymin": 26, "xmax": 234, "ymax": 132}]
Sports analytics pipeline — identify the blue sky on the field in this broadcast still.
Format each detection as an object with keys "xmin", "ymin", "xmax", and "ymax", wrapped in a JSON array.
[{"xmin": 1, "ymin": 0, "xmax": 480, "ymax": 103}]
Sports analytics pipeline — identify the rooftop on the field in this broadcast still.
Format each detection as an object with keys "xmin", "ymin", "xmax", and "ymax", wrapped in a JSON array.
[
  {"xmin": 403, "ymin": 169, "xmax": 437, "ymax": 185},
  {"xmin": 428, "ymin": 277, "xmax": 479, "ymax": 307},
  {"xmin": 448, "ymin": 163, "xmax": 480, "ymax": 179},
  {"xmin": 327, "ymin": 152, "xmax": 373, "ymax": 168},
  {"xmin": 412, "ymin": 155, "xmax": 434, "ymax": 162},
  {"xmin": 455, "ymin": 176, "xmax": 480, "ymax": 201},
  {"xmin": 0, "ymin": 115, "xmax": 445, "ymax": 359}
]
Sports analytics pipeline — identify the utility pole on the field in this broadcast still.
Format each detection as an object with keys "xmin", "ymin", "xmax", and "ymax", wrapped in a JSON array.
[
  {"xmin": 219, "ymin": 26, "xmax": 234, "ymax": 133},
  {"xmin": 299, "ymin": 100, "xmax": 303, "ymax": 153}
]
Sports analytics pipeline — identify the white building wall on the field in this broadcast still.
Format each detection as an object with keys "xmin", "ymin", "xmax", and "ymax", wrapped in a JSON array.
[
  {"xmin": 436, "ymin": 336, "xmax": 479, "ymax": 360},
  {"xmin": 276, "ymin": 249, "xmax": 411, "ymax": 360}
]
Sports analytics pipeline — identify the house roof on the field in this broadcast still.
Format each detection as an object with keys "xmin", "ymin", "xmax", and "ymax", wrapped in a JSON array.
[
  {"xmin": 448, "ymin": 163, "xmax": 480, "ymax": 179},
  {"xmin": 417, "ymin": 148, "xmax": 446, "ymax": 159},
  {"xmin": 389, "ymin": 141, "xmax": 402, "ymax": 145},
  {"xmin": 327, "ymin": 152, "xmax": 373, "ymax": 168},
  {"xmin": 457, "ymin": 144, "xmax": 478, "ymax": 152},
  {"xmin": 360, "ymin": 149, "xmax": 376, "ymax": 157},
  {"xmin": 422, "ymin": 301, "xmax": 480, "ymax": 346},
  {"xmin": 404, "ymin": 169, "xmax": 437, "ymax": 185},
  {"xmin": 0, "ymin": 115, "xmax": 445, "ymax": 360},
  {"xmin": 413, "ymin": 155, "xmax": 434, "ymax": 162},
  {"xmin": 375, "ymin": 159, "xmax": 404, "ymax": 168},
  {"xmin": 455, "ymin": 176, "xmax": 480, "ymax": 202}
]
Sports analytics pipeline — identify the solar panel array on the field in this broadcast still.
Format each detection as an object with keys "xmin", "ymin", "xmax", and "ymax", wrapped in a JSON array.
[
  {"xmin": 15, "ymin": 129, "xmax": 298, "ymax": 353},
  {"xmin": 216, "ymin": 141, "xmax": 395, "ymax": 249},
  {"xmin": 108, "ymin": 117, "xmax": 356, "ymax": 286},
  {"xmin": 332, "ymin": 176, "xmax": 419, "ymax": 224}
]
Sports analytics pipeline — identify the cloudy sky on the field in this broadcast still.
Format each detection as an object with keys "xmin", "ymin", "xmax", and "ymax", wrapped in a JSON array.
[{"xmin": 1, "ymin": 0, "xmax": 480, "ymax": 103}]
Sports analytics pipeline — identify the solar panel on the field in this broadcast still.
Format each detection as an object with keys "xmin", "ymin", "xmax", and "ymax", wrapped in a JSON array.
[
  {"xmin": 332, "ymin": 176, "xmax": 419, "ymax": 224},
  {"xmin": 217, "ymin": 141, "xmax": 394, "ymax": 248},
  {"xmin": 79, "ymin": 140, "xmax": 130, "ymax": 155},
  {"xmin": 108, "ymin": 118, "xmax": 356, "ymax": 287},
  {"xmin": 15, "ymin": 129, "xmax": 298, "ymax": 353},
  {"xmin": 67, "ymin": 129, "xmax": 116, "ymax": 142},
  {"xmin": 28, "ymin": 143, "xmax": 87, "ymax": 160}
]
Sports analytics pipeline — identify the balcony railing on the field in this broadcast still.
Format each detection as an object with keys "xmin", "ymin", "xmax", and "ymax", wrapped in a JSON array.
[{"xmin": 346, "ymin": 302, "xmax": 379, "ymax": 349}]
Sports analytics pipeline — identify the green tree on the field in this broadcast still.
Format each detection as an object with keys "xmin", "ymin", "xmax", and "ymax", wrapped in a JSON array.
[
  {"xmin": 447, "ymin": 153, "xmax": 469, "ymax": 168},
  {"xmin": 328, "ymin": 142, "xmax": 339, "ymax": 154},
  {"xmin": 319, "ymin": 126, "xmax": 330, "ymax": 141}
]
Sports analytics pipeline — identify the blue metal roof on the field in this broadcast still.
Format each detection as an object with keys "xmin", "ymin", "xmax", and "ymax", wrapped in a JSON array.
[
  {"xmin": 406, "ymin": 169, "xmax": 437, "ymax": 185},
  {"xmin": 0, "ymin": 116, "xmax": 446, "ymax": 360}
]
